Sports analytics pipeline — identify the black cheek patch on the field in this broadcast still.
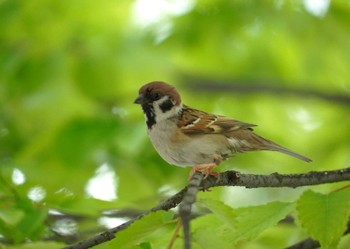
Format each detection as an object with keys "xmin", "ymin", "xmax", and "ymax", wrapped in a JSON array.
[{"xmin": 159, "ymin": 99, "xmax": 174, "ymax": 113}]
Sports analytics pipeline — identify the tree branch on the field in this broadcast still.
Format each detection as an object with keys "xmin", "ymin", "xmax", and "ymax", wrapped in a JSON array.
[
  {"xmin": 183, "ymin": 78, "xmax": 350, "ymax": 106},
  {"xmin": 62, "ymin": 167, "xmax": 350, "ymax": 249},
  {"xmin": 286, "ymin": 238, "xmax": 320, "ymax": 249},
  {"xmin": 200, "ymin": 167, "xmax": 350, "ymax": 190}
]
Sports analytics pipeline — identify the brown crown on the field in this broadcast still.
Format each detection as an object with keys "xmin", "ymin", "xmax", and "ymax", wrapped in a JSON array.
[{"xmin": 139, "ymin": 81, "xmax": 181, "ymax": 105}]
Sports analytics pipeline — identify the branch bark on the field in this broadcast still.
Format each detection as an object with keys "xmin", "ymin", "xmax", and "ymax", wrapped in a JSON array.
[
  {"xmin": 62, "ymin": 167, "xmax": 350, "ymax": 249},
  {"xmin": 200, "ymin": 167, "xmax": 350, "ymax": 190}
]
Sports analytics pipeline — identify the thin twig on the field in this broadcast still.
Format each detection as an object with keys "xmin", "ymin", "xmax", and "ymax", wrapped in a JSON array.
[{"xmin": 167, "ymin": 219, "xmax": 182, "ymax": 249}]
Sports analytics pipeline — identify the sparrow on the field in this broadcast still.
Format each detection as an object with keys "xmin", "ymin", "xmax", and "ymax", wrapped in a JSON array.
[{"xmin": 134, "ymin": 81, "xmax": 312, "ymax": 179}]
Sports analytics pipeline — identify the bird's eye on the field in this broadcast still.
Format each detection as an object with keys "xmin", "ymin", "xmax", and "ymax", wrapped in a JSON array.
[{"xmin": 153, "ymin": 93, "xmax": 161, "ymax": 100}]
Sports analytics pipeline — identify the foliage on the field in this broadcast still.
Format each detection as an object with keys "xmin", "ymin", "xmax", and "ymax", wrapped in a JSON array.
[
  {"xmin": 199, "ymin": 198, "xmax": 295, "ymax": 245},
  {"xmin": 1, "ymin": 0, "xmax": 350, "ymax": 248},
  {"xmin": 108, "ymin": 211, "xmax": 174, "ymax": 248},
  {"xmin": 297, "ymin": 188, "xmax": 350, "ymax": 249}
]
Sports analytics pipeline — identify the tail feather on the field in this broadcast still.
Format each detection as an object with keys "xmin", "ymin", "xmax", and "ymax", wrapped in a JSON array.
[
  {"xmin": 269, "ymin": 144, "xmax": 312, "ymax": 162},
  {"xmin": 250, "ymin": 133, "xmax": 312, "ymax": 162}
]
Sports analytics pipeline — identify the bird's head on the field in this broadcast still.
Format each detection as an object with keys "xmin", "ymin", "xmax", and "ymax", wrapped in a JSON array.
[{"xmin": 134, "ymin": 81, "xmax": 183, "ymax": 129}]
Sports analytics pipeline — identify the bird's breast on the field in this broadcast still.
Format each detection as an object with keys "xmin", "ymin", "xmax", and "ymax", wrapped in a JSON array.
[{"xmin": 147, "ymin": 120, "xmax": 187, "ymax": 167}]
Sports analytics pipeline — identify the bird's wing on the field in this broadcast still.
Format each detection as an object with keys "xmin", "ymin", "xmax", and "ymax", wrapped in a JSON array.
[
  {"xmin": 178, "ymin": 106, "xmax": 256, "ymax": 135},
  {"xmin": 177, "ymin": 106, "xmax": 312, "ymax": 162}
]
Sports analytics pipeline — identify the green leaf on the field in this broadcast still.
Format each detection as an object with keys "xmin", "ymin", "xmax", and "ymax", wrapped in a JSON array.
[
  {"xmin": 8, "ymin": 241, "xmax": 65, "ymax": 249},
  {"xmin": 139, "ymin": 242, "xmax": 152, "ymax": 249},
  {"xmin": 192, "ymin": 214, "xmax": 233, "ymax": 249},
  {"xmin": 200, "ymin": 198, "xmax": 295, "ymax": 244},
  {"xmin": 198, "ymin": 198, "xmax": 237, "ymax": 230},
  {"xmin": 232, "ymin": 201, "xmax": 295, "ymax": 243},
  {"xmin": 0, "ymin": 208, "xmax": 25, "ymax": 226},
  {"xmin": 53, "ymin": 117, "xmax": 121, "ymax": 167},
  {"xmin": 108, "ymin": 211, "xmax": 171, "ymax": 248},
  {"xmin": 16, "ymin": 207, "xmax": 48, "ymax": 242},
  {"xmin": 297, "ymin": 188, "xmax": 350, "ymax": 249},
  {"xmin": 0, "ymin": 208, "xmax": 25, "ymax": 240}
]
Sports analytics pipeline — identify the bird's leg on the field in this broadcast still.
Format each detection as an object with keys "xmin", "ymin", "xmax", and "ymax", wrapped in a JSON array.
[{"xmin": 188, "ymin": 163, "xmax": 219, "ymax": 180}]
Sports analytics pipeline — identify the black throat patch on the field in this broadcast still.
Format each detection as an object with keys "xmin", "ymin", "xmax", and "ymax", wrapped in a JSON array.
[{"xmin": 141, "ymin": 104, "xmax": 156, "ymax": 129}]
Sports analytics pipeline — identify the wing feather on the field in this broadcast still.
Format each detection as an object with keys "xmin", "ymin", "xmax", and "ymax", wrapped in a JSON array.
[{"xmin": 178, "ymin": 106, "xmax": 256, "ymax": 135}]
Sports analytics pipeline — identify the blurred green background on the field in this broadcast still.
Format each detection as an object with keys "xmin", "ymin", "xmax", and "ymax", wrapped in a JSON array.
[{"xmin": 1, "ymin": 0, "xmax": 350, "ymax": 248}]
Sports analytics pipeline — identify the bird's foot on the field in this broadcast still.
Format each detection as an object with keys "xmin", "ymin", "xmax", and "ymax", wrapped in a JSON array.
[{"xmin": 188, "ymin": 163, "xmax": 219, "ymax": 180}]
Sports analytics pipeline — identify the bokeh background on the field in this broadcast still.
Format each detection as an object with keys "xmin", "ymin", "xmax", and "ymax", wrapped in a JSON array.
[{"xmin": 1, "ymin": 0, "xmax": 350, "ymax": 248}]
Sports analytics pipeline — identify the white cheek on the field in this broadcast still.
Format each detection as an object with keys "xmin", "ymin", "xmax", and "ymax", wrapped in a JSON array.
[{"xmin": 153, "ymin": 99, "xmax": 182, "ymax": 122}]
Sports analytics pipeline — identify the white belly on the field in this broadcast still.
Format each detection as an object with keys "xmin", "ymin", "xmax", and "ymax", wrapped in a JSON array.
[{"xmin": 148, "ymin": 120, "xmax": 187, "ymax": 167}]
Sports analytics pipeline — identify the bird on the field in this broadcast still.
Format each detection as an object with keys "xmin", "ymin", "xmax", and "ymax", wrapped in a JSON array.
[{"xmin": 134, "ymin": 81, "xmax": 312, "ymax": 179}]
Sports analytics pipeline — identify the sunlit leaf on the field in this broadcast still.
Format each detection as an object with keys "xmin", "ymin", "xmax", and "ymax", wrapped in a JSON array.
[
  {"xmin": 192, "ymin": 214, "xmax": 233, "ymax": 249},
  {"xmin": 297, "ymin": 188, "xmax": 350, "ymax": 249},
  {"xmin": 16, "ymin": 206, "xmax": 48, "ymax": 242},
  {"xmin": 8, "ymin": 241, "xmax": 65, "ymax": 249},
  {"xmin": 108, "ymin": 211, "xmax": 171, "ymax": 248},
  {"xmin": 198, "ymin": 198, "xmax": 236, "ymax": 229},
  {"xmin": 232, "ymin": 201, "xmax": 295, "ymax": 243},
  {"xmin": 200, "ymin": 198, "xmax": 295, "ymax": 244},
  {"xmin": 0, "ymin": 208, "xmax": 24, "ymax": 226}
]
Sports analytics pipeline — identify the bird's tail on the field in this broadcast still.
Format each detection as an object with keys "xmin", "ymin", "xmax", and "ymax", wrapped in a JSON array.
[
  {"xmin": 252, "ymin": 133, "xmax": 312, "ymax": 163},
  {"xmin": 268, "ymin": 144, "xmax": 312, "ymax": 162}
]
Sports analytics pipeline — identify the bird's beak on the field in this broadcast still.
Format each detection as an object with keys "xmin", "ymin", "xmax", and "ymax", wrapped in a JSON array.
[{"xmin": 134, "ymin": 94, "xmax": 147, "ymax": 105}]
